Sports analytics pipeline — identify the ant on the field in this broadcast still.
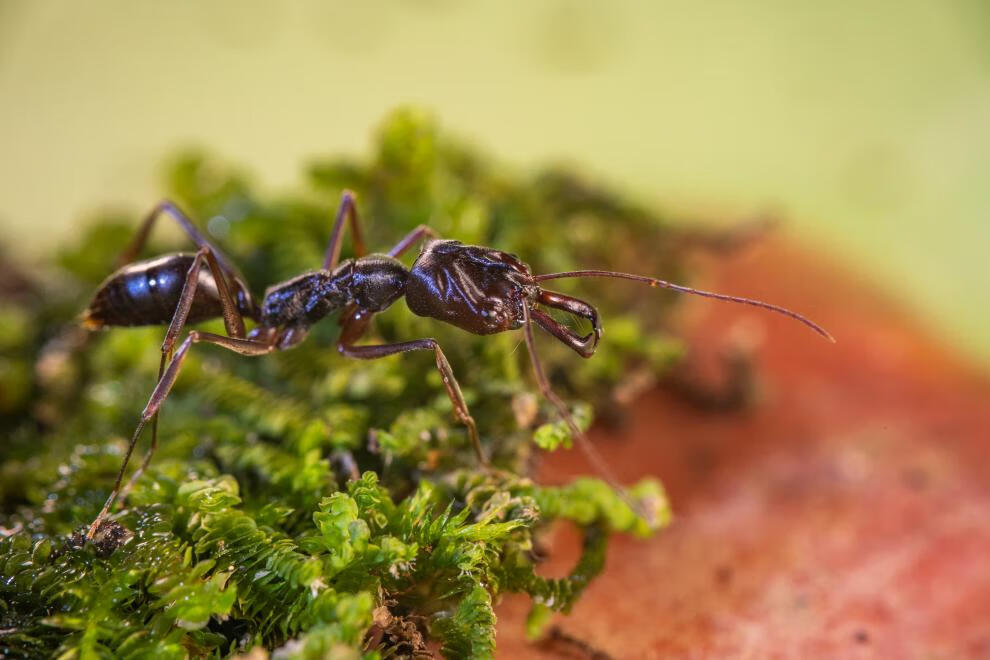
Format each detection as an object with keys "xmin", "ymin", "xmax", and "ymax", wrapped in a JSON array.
[{"xmin": 81, "ymin": 192, "xmax": 833, "ymax": 539}]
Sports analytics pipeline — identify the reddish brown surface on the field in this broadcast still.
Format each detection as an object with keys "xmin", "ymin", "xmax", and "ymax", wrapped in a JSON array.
[{"xmin": 496, "ymin": 239, "xmax": 990, "ymax": 658}]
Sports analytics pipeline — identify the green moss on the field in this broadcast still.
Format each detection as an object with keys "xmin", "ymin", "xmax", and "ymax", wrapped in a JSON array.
[{"xmin": 0, "ymin": 107, "xmax": 699, "ymax": 658}]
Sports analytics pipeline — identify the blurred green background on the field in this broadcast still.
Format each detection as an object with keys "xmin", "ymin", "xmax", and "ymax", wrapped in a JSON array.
[{"xmin": 1, "ymin": 1, "xmax": 988, "ymax": 363}]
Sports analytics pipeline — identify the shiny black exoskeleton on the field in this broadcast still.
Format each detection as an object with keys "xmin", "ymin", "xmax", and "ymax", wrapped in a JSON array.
[
  {"xmin": 256, "ymin": 254, "xmax": 409, "ymax": 348},
  {"xmin": 81, "ymin": 194, "xmax": 832, "ymax": 540},
  {"xmin": 406, "ymin": 240, "xmax": 536, "ymax": 335},
  {"xmin": 86, "ymin": 238, "xmax": 598, "ymax": 355},
  {"xmin": 84, "ymin": 253, "xmax": 256, "ymax": 329}
]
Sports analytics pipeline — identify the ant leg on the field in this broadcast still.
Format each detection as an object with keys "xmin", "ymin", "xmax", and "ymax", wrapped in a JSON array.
[
  {"xmin": 322, "ymin": 190, "xmax": 367, "ymax": 270},
  {"xmin": 117, "ymin": 199, "xmax": 241, "ymax": 279},
  {"xmin": 116, "ymin": 246, "xmax": 247, "ymax": 506},
  {"xmin": 162, "ymin": 247, "xmax": 247, "ymax": 343},
  {"xmin": 337, "ymin": 316, "xmax": 486, "ymax": 464},
  {"xmin": 520, "ymin": 304, "xmax": 624, "ymax": 490},
  {"xmin": 119, "ymin": 351, "xmax": 169, "ymax": 508},
  {"xmin": 87, "ymin": 330, "xmax": 275, "ymax": 539},
  {"xmin": 342, "ymin": 341, "xmax": 483, "ymax": 464},
  {"xmin": 387, "ymin": 225, "xmax": 438, "ymax": 258}
]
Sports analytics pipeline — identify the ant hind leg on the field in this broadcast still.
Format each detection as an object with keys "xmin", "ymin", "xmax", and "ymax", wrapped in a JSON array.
[
  {"xmin": 88, "ymin": 246, "xmax": 255, "ymax": 538},
  {"xmin": 117, "ymin": 199, "xmax": 241, "ymax": 280},
  {"xmin": 87, "ymin": 330, "xmax": 275, "ymax": 540}
]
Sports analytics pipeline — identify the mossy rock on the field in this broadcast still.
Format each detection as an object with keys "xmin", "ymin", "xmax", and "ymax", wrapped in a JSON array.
[{"xmin": 0, "ymin": 108, "xmax": 701, "ymax": 659}]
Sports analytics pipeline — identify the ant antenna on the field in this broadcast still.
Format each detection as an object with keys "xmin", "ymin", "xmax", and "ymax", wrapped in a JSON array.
[{"xmin": 533, "ymin": 270, "xmax": 834, "ymax": 343}]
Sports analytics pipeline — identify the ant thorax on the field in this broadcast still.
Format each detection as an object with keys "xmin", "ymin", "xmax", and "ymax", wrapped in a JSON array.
[
  {"xmin": 260, "ymin": 255, "xmax": 408, "ymax": 330},
  {"xmin": 260, "ymin": 265, "xmax": 352, "ymax": 328}
]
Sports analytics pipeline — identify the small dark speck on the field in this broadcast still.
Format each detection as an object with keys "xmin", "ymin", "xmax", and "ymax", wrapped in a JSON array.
[
  {"xmin": 853, "ymin": 629, "xmax": 870, "ymax": 644},
  {"xmin": 902, "ymin": 467, "xmax": 929, "ymax": 491},
  {"xmin": 967, "ymin": 636, "xmax": 990, "ymax": 655},
  {"xmin": 714, "ymin": 564, "xmax": 733, "ymax": 587}
]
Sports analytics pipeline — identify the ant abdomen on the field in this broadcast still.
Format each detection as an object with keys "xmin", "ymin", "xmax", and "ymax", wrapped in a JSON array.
[{"xmin": 82, "ymin": 253, "xmax": 252, "ymax": 329}]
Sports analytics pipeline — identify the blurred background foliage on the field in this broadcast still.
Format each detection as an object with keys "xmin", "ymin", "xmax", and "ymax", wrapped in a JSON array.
[{"xmin": 1, "ymin": 0, "xmax": 988, "ymax": 364}]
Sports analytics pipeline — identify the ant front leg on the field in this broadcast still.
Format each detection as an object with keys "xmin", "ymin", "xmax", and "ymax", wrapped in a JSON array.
[
  {"xmin": 336, "ymin": 311, "xmax": 486, "ymax": 465},
  {"xmin": 520, "ymin": 304, "xmax": 625, "ymax": 491},
  {"xmin": 322, "ymin": 191, "xmax": 368, "ymax": 270},
  {"xmin": 89, "ymin": 246, "xmax": 252, "ymax": 538}
]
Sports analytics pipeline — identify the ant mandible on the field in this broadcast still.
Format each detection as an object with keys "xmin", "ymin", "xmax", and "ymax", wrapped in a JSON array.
[{"xmin": 82, "ymin": 192, "xmax": 833, "ymax": 539}]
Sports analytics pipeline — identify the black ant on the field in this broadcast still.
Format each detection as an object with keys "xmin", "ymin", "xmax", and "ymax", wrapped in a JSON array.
[{"xmin": 81, "ymin": 192, "xmax": 833, "ymax": 539}]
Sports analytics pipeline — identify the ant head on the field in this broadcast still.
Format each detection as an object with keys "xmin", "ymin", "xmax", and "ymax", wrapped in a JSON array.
[
  {"xmin": 405, "ymin": 239, "xmax": 537, "ymax": 335},
  {"xmin": 404, "ymin": 239, "xmax": 604, "ymax": 356}
]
